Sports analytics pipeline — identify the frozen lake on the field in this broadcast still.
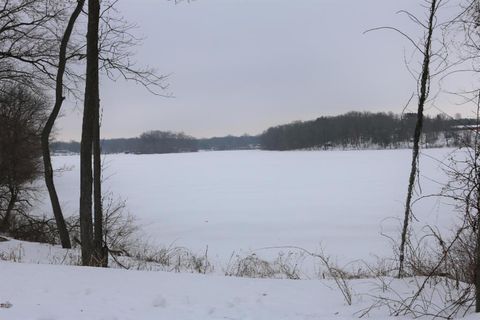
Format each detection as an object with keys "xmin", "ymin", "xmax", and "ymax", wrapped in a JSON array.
[{"xmin": 37, "ymin": 149, "xmax": 457, "ymax": 265}]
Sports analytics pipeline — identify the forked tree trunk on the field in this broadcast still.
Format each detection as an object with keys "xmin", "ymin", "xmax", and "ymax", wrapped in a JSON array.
[
  {"xmin": 80, "ymin": 0, "xmax": 100, "ymax": 266},
  {"xmin": 41, "ymin": 0, "xmax": 85, "ymax": 250},
  {"xmin": 398, "ymin": 0, "xmax": 437, "ymax": 278}
]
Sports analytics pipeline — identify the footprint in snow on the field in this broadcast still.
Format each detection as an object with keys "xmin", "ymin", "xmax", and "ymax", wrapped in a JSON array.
[{"xmin": 152, "ymin": 295, "xmax": 167, "ymax": 308}]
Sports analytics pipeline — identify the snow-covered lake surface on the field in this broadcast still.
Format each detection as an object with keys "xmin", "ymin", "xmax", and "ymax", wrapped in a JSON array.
[{"xmin": 38, "ymin": 149, "xmax": 458, "ymax": 265}]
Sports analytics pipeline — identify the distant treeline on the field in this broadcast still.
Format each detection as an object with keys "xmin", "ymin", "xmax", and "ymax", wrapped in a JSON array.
[
  {"xmin": 52, "ymin": 111, "xmax": 476, "ymax": 154},
  {"xmin": 198, "ymin": 135, "xmax": 259, "ymax": 151},
  {"xmin": 52, "ymin": 131, "xmax": 260, "ymax": 154},
  {"xmin": 260, "ymin": 112, "xmax": 475, "ymax": 150}
]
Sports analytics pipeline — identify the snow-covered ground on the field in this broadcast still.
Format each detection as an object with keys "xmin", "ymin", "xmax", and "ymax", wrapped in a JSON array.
[
  {"xmin": 0, "ymin": 259, "xmax": 388, "ymax": 319},
  {"xmin": 34, "ymin": 149, "xmax": 457, "ymax": 266},
  {"xmin": 1, "ymin": 258, "xmax": 476, "ymax": 320}
]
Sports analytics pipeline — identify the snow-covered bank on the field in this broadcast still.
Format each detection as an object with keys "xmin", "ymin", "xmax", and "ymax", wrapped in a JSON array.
[
  {"xmin": 1, "ymin": 237, "xmax": 477, "ymax": 320},
  {"xmin": 0, "ymin": 237, "xmax": 379, "ymax": 279},
  {"xmin": 0, "ymin": 259, "xmax": 475, "ymax": 320},
  {"xmin": 0, "ymin": 261, "xmax": 344, "ymax": 320}
]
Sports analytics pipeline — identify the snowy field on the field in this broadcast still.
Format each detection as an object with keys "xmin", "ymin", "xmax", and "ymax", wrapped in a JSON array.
[{"xmin": 34, "ymin": 149, "xmax": 458, "ymax": 266}]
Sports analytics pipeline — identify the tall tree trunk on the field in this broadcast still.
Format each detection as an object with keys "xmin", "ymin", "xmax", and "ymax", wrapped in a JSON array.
[
  {"xmin": 475, "ymin": 94, "xmax": 480, "ymax": 312},
  {"xmin": 80, "ymin": 0, "xmax": 100, "ymax": 266},
  {"xmin": 41, "ymin": 0, "xmax": 85, "ymax": 250},
  {"xmin": 398, "ymin": 0, "xmax": 436, "ymax": 278}
]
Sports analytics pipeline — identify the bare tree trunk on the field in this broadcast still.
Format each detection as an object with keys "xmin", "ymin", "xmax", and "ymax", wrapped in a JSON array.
[
  {"xmin": 476, "ymin": 163, "xmax": 480, "ymax": 312},
  {"xmin": 80, "ymin": 0, "xmax": 100, "ymax": 266},
  {"xmin": 474, "ymin": 93, "xmax": 480, "ymax": 312},
  {"xmin": 398, "ymin": 0, "xmax": 437, "ymax": 278},
  {"xmin": 41, "ymin": 0, "xmax": 85, "ymax": 250},
  {"xmin": 0, "ymin": 187, "xmax": 17, "ymax": 233},
  {"xmin": 93, "ymin": 84, "xmax": 106, "ymax": 266}
]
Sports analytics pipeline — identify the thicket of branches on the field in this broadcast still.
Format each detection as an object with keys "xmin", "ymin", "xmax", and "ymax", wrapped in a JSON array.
[{"xmin": 0, "ymin": 85, "xmax": 47, "ymax": 234}]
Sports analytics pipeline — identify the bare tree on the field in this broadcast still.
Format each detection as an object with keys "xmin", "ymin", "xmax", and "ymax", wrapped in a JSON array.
[
  {"xmin": 366, "ymin": 0, "xmax": 444, "ymax": 277},
  {"xmin": 77, "ymin": 0, "xmax": 168, "ymax": 267},
  {"xmin": 41, "ymin": 0, "xmax": 86, "ymax": 250},
  {"xmin": 398, "ymin": 0, "xmax": 440, "ymax": 278},
  {"xmin": 366, "ymin": 0, "xmax": 446, "ymax": 277}
]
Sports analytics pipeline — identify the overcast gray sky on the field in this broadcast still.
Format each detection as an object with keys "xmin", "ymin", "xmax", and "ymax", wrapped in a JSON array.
[{"xmin": 56, "ymin": 0, "xmax": 470, "ymax": 141}]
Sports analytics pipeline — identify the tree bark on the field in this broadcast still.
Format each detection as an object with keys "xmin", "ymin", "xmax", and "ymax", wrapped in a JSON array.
[
  {"xmin": 398, "ymin": 0, "xmax": 436, "ymax": 278},
  {"xmin": 93, "ymin": 75, "xmax": 105, "ymax": 266},
  {"xmin": 41, "ymin": 0, "xmax": 85, "ymax": 250},
  {"xmin": 80, "ymin": 0, "xmax": 100, "ymax": 266},
  {"xmin": 476, "ymin": 176, "xmax": 480, "ymax": 312},
  {"xmin": 475, "ymin": 96, "xmax": 480, "ymax": 312},
  {"xmin": 0, "ymin": 187, "xmax": 17, "ymax": 233}
]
